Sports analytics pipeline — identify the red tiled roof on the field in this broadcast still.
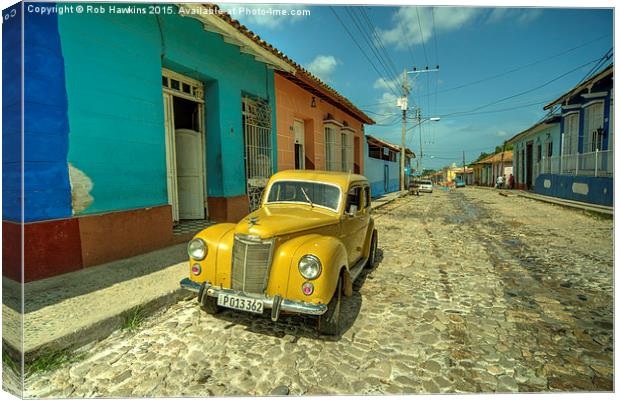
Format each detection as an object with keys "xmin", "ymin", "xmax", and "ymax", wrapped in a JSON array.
[
  {"xmin": 204, "ymin": 3, "xmax": 375, "ymax": 125},
  {"xmin": 366, "ymin": 135, "xmax": 415, "ymax": 157}
]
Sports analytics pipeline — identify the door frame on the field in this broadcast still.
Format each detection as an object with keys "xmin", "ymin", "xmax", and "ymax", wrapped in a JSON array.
[
  {"xmin": 293, "ymin": 118, "xmax": 305, "ymax": 169},
  {"xmin": 162, "ymin": 69, "xmax": 208, "ymax": 222},
  {"xmin": 526, "ymin": 142, "xmax": 533, "ymax": 189}
]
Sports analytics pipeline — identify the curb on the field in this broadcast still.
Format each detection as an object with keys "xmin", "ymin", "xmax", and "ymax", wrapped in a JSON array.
[
  {"xmin": 371, "ymin": 192, "xmax": 404, "ymax": 210},
  {"xmin": 15, "ymin": 288, "xmax": 194, "ymax": 363},
  {"xmin": 516, "ymin": 192, "xmax": 613, "ymax": 216}
]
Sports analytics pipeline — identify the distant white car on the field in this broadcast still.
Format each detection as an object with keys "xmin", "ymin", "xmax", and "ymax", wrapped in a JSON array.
[{"xmin": 418, "ymin": 180, "xmax": 433, "ymax": 193}]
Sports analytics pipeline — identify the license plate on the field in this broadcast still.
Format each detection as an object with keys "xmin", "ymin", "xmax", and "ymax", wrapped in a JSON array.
[{"xmin": 217, "ymin": 293, "xmax": 264, "ymax": 314}]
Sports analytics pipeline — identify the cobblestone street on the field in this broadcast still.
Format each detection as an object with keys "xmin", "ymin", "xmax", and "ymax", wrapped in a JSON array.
[{"xmin": 23, "ymin": 188, "xmax": 613, "ymax": 396}]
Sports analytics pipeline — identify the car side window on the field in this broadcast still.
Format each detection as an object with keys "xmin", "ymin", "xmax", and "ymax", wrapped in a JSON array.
[
  {"xmin": 346, "ymin": 186, "xmax": 361, "ymax": 214},
  {"xmin": 359, "ymin": 186, "xmax": 370, "ymax": 210}
]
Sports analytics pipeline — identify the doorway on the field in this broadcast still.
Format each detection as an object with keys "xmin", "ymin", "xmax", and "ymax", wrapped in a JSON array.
[
  {"xmin": 383, "ymin": 164, "xmax": 389, "ymax": 193},
  {"xmin": 526, "ymin": 142, "xmax": 533, "ymax": 189},
  {"xmin": 293, "ymin": 119, "xmax": 305, "ymax": 169},
  {"xmin": 162, "ymin": 69, "xmax": 207, "ymax": 224}
]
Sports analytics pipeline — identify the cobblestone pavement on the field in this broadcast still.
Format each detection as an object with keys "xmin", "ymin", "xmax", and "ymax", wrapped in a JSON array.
[{"xmin": 23, "ymin": 188, "xmax": 613, "ymax": 396}]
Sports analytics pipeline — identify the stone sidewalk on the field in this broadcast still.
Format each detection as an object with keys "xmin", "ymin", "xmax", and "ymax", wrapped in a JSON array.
[{"xmin": 4, "ymin": 191, "xmax": 405, "ymax": 361}]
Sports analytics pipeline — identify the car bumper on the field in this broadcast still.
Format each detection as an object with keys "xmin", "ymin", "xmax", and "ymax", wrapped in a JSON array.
[
  {"xmin": 419, "ymin": 187, "xmax": 433, "ymax": 192},
  {"xmin": 180, "ymin": 278, "xmax": 328, "ymax": 316}
]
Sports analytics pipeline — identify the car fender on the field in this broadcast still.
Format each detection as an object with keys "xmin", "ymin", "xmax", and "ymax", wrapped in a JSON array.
[
  {"xmin": 189, "ymin": 223, "xmax": 236, "ymax": 285},
  {"xmin": 361, "ymin": 216, "xmax": 376, "ymax": 259},
  {"xmin": 271, "ymin": 234, "xmax": 349, "ymax": 305}
]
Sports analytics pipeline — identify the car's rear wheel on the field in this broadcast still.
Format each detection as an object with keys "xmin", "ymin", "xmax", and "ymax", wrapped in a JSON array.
[
  {"xmin": 318, "ymin": 276, "xmax": 343, "ymax": 335},
  {"xmin": 365, "ymin": 231, "xmax": 378, "ymax": 269}
]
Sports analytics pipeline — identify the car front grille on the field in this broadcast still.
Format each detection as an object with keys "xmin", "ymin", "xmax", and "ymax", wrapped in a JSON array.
[{"xmin": 231, "ymin": 234, "xmax": 275, "ymax": 294}]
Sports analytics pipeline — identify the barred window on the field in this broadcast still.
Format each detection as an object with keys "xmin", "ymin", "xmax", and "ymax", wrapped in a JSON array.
[
  {"xmin": 584, "ymin": 102, "xmax": 604, "ymax": 152},
  {"xmin": 324, "ymin": 126, "xmax": 338, "ymax": 171},
  {"xmin": 563, "ymin": 113, "xmax": 579, "ymax": 155}
]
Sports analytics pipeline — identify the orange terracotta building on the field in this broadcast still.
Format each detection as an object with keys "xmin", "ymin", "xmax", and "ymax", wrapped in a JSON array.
[{"xmin": 274, "ymin": 69, "xmax": 374, "ymax": 174}]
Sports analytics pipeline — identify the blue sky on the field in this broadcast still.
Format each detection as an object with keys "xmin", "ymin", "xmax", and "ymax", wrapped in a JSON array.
[{"xmin": 221, "ymin": 4, "xmax": 613, "ymax": 171}]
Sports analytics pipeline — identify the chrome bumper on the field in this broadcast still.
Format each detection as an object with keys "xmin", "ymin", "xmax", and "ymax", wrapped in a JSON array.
[{"xmin": 179, "ymin": 278, "xmax": 327, "ymax": 316}]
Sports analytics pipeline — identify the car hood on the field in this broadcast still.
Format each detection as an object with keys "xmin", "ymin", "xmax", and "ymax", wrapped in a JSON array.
[{"xmin": 235, "ymin": 205, "xmax": 339, "ymax": 238}]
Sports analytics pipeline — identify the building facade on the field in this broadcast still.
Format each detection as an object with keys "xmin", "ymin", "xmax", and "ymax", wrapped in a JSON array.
[
  {"xmin": 274, "ymin": 71, "xmax": 373, "ymax": 174},
  {"xmin": 508, "ymin": 116, "xmax": 561, "ymax": 190},
  {"xmin": 364, "ymin": 135, "xmax": 413, "ymax": 197},
  {"xmin": 519, "ymin": 65, "xmax": 613, "ymax": 204},
  {"xmin": 2, "ymin": 4, "xmax": 372, "ymax": 282}
]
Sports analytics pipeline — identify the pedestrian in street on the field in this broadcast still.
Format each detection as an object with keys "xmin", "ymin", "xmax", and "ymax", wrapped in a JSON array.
[
  {"xmin": 508, "ymin": 173, "xmax": 514, "ymax": 189},
  {"xmin": 496, "ymin": 175, "xmax": 504, "ymax": 189}
]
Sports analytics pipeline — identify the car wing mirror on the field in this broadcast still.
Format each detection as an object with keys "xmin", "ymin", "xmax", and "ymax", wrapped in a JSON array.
[{"xmin": 345, "ymin": 204, "xmax": 358, "ymax": 217}]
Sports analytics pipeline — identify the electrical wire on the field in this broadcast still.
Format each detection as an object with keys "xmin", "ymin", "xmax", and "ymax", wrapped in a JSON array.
[
  {"xmin": 416, "ymin": 34, "xmax": 612, "ymax": 98},
  {"xmin": 329, "ymin": 6, "xmax": 401, "ymax": 98},
  {"xmin": 344, "ymin": 7, "xmax": 402, "ymax": 94},
  {"xmin": 440, "ymin": 57, "xmax": 605, "ymax": 118}
]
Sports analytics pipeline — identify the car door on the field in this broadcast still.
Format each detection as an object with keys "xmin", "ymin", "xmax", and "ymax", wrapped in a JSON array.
[{"xmin": 340, "ymin": 184, "xmax": 365, "ymax": 264}]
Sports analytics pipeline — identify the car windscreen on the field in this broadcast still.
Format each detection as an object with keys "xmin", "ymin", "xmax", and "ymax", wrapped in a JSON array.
[
  {"xmin": 266, "ymin": 181, "xmax": 341, "ymax": 211},
  {"xmin": 421, "ymin": 180, "xmax": 432, "ymax": 185}
]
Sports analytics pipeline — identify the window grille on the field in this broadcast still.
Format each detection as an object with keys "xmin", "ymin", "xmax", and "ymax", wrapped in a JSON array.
[
  {"xmin": 584, "ymin": 102, "xmax": 604, "ymax": 152},
  {"xmin": 325, "ymin": 126, "xmax": 338, "ymax": 171},
  {"xmin": 242, "ymin": 96, "xmax": 273, "ymax": 212}
]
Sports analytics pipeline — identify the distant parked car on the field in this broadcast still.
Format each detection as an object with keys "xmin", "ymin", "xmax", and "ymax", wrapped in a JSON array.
[
  {"xmin": 455, "ymin": 179, "xmax": 466, "ymax": 188},
  {"xmin": 418, "ymin": 179, "xmax": 433, "ymax": 193}
]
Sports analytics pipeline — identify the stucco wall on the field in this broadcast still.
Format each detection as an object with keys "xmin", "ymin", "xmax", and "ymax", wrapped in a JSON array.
[
  {"xmin": 535, "ymin": 174, "xmax": 613, "ymax": 206},
  {"xmin": 2, "ymin": 4, "xmax": 23, "ymax": 223},
  {"xmin": 54, "ymin": 4, "xmax": 277, "ymax": 216},
  {"xmin": 363, "ymin": 139, "xmax": 400, "ymax": 197},
  {"xmin": 274, "ymin": 74, "xmax": 365, "ymax": 173},
  {"xmin": 3, "ymin": 5, "xmax": 74, "ymax": 223},
  {"xmin": 513, "ymin": 124, "xmax": 560, "ymax": 187}
]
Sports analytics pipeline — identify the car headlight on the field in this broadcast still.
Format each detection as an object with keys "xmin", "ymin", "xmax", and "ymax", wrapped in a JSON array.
[
  {"xmin": 298, "ymin": 255, "xmax": 322, "ymax": 280},
  {"xmin": 187, "ymin": 238, "xmax": 207, "ymax": 261}
]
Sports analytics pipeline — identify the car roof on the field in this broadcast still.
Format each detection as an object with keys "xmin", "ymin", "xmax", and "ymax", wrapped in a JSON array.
[{"xmin": 269, "ymin": 170, "xmax": 368, "ymax": 189}]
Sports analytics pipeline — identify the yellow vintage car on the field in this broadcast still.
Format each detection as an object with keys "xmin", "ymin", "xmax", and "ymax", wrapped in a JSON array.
[{"xmin": 180, "ymin": 170, "xmax": 378, "ymax": 334}]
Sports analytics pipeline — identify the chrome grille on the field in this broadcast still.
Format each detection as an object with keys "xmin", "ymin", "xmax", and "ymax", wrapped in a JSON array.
[{"xmin": 231, "ymin": 234, "xmax": 274, "ymax": 294}]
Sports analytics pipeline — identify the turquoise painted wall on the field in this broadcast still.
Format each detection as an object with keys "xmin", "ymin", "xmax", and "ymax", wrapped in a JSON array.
[
  {"xmin": 57, "ymin": 4, "xmax": 276, "ymax": 215},
  {"xmin": 58, "ymin": 6, "xmax": 167, "ymax": 215},
  {"xmin": 513, "ymin": 124, "xmax": 560, "ymax": 184},
  {"xmin": 157, "ymin": 9, "xmax": 276, "ymax": 197}
]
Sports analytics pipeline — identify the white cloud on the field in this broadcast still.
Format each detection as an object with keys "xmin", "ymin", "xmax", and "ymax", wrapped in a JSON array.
[
  {"xmin": 219, "ymin": 4, "xmax": 306, "ymax": 29},
  {"xmin": 496, "ymin": 130, "xmax": 509, "ymax": 137},
  {"xmin": 380, "ymin": 7, "xmax": 482, "ymax": 50},
  {"xmin": 373, "ymin": 77, "xmax": 401, "ymax": 91},
  {"xmin": 306, "ymin": 55, "xmax": 339, "ymax": 82},
  {"xmin": 486, "ymin": 8, "xmax": 543, "ymax": 25}
]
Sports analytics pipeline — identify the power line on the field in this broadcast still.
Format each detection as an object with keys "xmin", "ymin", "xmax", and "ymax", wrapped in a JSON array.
[
  {"xmin": 359, "ymin": 7, "xmax": 401, "ymax": 84},
  {"xmin": 421, "ymin": 33, "xmax": 611, "ymax": 97},
  {"xmin": 329, "ymin": 6, "xmax": 401, "ymax": 98},
  {"xmin": 344, "ymin": 7, "xmax": 402, "ymax": 93},
  {"xmin": 441, "ymin": 57, "xmax": 605, "ymax": 118}
]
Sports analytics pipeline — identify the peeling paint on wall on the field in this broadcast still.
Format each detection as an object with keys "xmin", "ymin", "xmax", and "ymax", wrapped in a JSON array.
[{"xmin": 69, "ymin": 163, "xmax": 93, "ymax": 214}]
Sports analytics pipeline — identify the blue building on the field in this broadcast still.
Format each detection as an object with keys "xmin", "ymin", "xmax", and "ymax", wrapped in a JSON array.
[
  {"xmin": 512, "ymin": 65, "xmax": 613, "ymax": 205},
  {"xmin": 508, "ymin": 116, "xmax": 561, "ymax": 190},
  {"xmin": 2, "ymin": 3, "xmax": 297, "ymax": 281},
  {"xmin": 364, "ymin": 135, "xmax": 414, "ymax": 197}
]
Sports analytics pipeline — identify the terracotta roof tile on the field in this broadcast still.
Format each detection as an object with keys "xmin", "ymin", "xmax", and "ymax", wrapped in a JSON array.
[{"xmin": 203, "ymin": 3, "xmax": 374, "ymax": 124}]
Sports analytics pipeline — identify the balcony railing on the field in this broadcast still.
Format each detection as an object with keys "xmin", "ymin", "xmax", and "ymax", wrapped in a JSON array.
[{"xmin": 537, "ymin": 150, "xmax": 613, "ymax": 178}]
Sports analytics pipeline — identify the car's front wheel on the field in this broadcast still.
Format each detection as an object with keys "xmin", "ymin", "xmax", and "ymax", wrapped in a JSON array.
[
  {"xmin": 200, "ymin": 295, "xmax": 221, "ymax": 314},
  {"xmin": 318, "ymin": 276, "xmax": 343, "ymax": 335}
]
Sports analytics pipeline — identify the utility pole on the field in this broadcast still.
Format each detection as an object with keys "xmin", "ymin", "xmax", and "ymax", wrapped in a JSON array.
[
  {"xmin": 462, "ymin": 151, "xmax": 466, "ymax": 184},
  {"xmin": 399, "ymin": 68, "xmax": 409, "ymax": 192},
  {"xmin": 417, "ymin": 107, "xmax": 423, "ymax": 178},
  {"xmin": 399, "ymin": 66, "xmax": 439, "ymax": 189}
]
